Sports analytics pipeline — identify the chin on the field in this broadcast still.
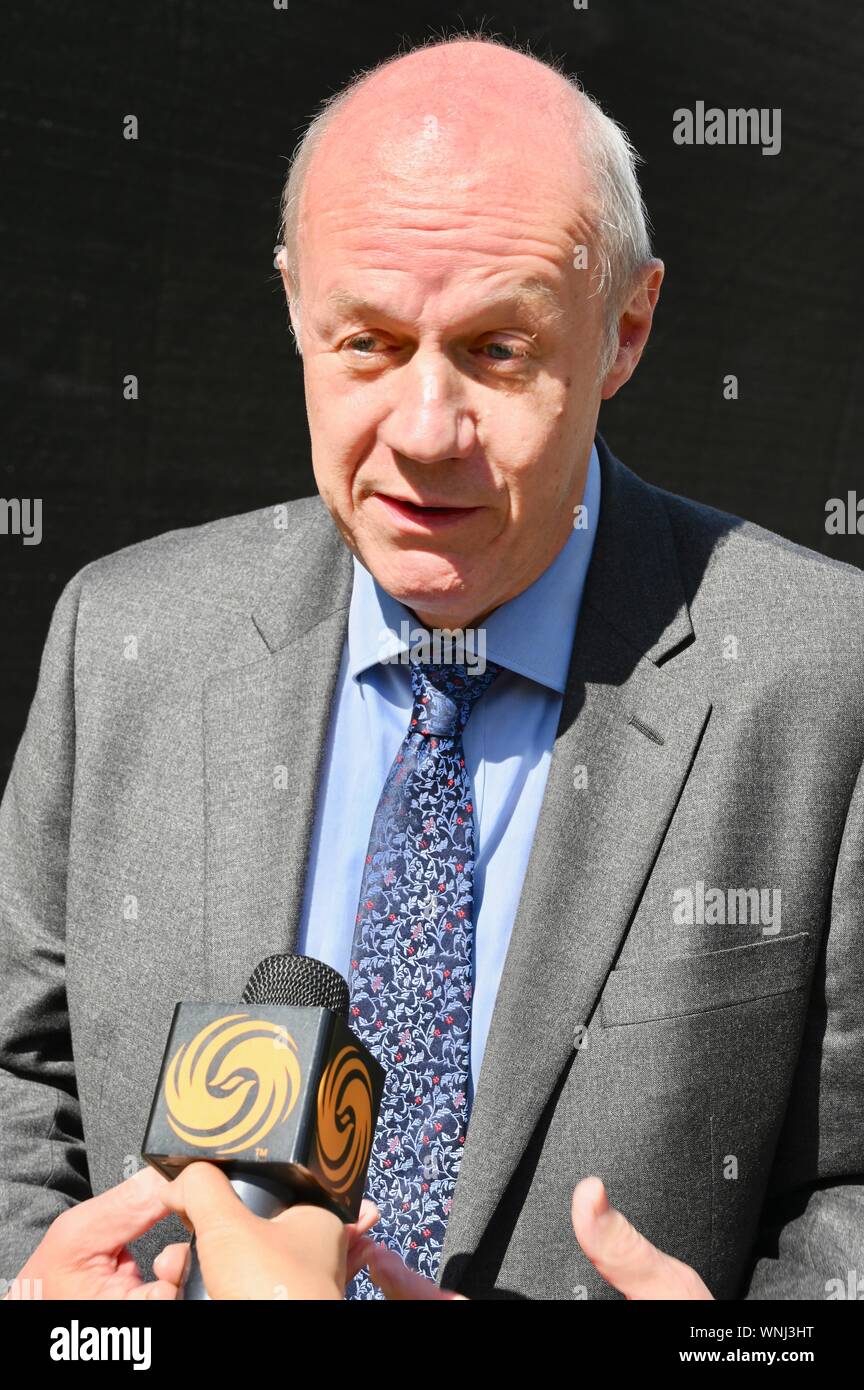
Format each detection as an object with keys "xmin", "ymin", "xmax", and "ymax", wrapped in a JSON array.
[{"xmin": 370, "ymin": 550, "xmax": 479, "ymax": 621}]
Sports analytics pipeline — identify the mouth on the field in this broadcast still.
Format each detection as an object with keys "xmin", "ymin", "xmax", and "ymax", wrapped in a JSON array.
[{"xmin": 371, "ymin": 493, "xmax": 482, "ymax": 531}]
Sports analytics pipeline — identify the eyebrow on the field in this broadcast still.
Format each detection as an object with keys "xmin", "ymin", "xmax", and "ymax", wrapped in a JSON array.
[{"xmin": 323, "ymin": 277, "xmax": 564, "ymax": 326}]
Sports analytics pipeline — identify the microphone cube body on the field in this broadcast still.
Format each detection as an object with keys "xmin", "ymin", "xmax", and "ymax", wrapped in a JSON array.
[{"xmin": 142, "ymin": 1002, "xmax": 386, "ymax": 1220}]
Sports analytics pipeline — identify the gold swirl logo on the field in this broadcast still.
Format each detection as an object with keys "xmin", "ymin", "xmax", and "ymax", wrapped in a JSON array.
[
  {"xmin": 165, "ymin": 1013, "xmax": 301, "ymax": 1155},
  {"xmin": 316, "ymin": 1046, "xmax": 374, "ymax": 1196}
]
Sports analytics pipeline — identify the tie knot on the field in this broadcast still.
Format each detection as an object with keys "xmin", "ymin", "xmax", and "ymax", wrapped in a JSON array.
[{"xmin": 409, "ymin": 660, "xmax": 501, "ymax": 738}]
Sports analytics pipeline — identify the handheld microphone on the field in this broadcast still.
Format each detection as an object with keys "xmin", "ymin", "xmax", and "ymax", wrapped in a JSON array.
[{"xmin": 141, "ymin": 953, "xmax": 386, "ymax": 1300}]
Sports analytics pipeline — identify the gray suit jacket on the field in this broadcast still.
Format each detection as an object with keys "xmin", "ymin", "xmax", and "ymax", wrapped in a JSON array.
[{"xmin": 2, "ymin": 434, "xmax": 863, "ymax": 1299}]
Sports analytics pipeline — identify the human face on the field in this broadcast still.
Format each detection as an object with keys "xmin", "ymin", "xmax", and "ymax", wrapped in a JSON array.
[{"xmin": 284, "ymin": 139, "xmax": 608, "ymax": 631}]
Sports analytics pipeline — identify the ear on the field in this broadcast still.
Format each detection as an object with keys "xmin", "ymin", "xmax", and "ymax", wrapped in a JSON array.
[{"xmin": 600, "ymin": 260, "xmax": 664, "ymax": 400}]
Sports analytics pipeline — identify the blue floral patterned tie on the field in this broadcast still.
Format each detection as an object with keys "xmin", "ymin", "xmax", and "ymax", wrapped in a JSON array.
[{"xmin": 346, "ymin": 656, "xmax": 501, "ymax": 1299}]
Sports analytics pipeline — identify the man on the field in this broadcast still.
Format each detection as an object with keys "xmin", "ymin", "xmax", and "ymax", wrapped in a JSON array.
[{"xmin": 1, "ymin": 34, "xmax": 862, "ymax": 1300}]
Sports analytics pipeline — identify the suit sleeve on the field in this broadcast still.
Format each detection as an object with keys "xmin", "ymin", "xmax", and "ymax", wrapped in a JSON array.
[
  {"xmin": 741, "ymin": 749, "xmax": 864, "ymax": 1299},
  {"xmin": 0, "ymin": 569, "xmax": 93, "ymax": 1283}
]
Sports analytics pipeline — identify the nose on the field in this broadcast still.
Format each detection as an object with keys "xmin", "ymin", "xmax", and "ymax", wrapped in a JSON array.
[{"xmin": 377, "ymin": 349, "xmax": 476, "ymax": 465}]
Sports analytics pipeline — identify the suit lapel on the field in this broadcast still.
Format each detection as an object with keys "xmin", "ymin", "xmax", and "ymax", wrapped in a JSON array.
[
  {"xmin": 203, "ymin": 502, "xmax": 353, "ymax": 999},
  {"xmin": 441, "ymin": 438, "xmax": 713, "ymax": 1274}
]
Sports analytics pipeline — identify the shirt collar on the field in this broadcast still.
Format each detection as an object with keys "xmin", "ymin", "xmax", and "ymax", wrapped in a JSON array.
[{"xmin": 347, "ymin": 440, "xmax": 601, "ymax": 695}]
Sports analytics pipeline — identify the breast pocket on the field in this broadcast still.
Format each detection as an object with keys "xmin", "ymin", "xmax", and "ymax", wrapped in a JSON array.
[{"xmin": 599, "ymin": 931, "xmax": 812, "ymax": 1028}]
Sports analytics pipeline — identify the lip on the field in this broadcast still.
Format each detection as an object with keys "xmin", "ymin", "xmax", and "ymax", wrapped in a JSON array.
[{"xmin": 372, "ymin": 493, "xmax": 482, "ymax": 531}]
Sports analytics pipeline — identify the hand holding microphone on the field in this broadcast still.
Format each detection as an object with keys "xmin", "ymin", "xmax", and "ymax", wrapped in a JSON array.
[
  {"xmin": 155, "ymin": 1161, "xmax": 380, "ymax": 1299},
  {"xmin": 141, "ymin": 952, "xmax": 386, "ymax": 1299},
  {"xmin": 4, "ymin": 1163, "xmax": 381, "ymax": 1301}
]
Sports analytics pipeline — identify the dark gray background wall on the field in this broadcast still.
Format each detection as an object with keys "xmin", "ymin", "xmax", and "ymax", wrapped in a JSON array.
[{"xmin": 2, "ymin": 0, "xmax": 862, "ymax": 782}]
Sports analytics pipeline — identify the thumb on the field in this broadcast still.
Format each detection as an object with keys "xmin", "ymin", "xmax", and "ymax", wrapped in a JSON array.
[
  {"xmin": 571, "ymin": 1177, "xmax": 712, "ymax": 1300},
  {"xmin": 161, "ymin": 1162, "xmax": 258, "ymax": 1240}
]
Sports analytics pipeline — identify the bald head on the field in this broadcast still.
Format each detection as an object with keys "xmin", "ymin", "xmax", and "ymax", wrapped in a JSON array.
[{"xmin": 303, "ymin": 41, "xmax": 588, "ymax": 228}]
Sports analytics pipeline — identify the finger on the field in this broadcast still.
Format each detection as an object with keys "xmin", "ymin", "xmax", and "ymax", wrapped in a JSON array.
[
  {"xmin": 152, "ymin": 1242, "xmax": 189, "ymax": 1284},
  {"xmin": 162, "ymin": 1162, "xmax": 257, "ymax": 1237},
  {"xmin": 345, "ymin": 1205, "xmax": 381, "ymax": 1281},
  {"xmin": 571, "ymin": 1177, "xmax": 712, "ymax": 1300},
  {"xmin": 126, "ymin": 1279, "xmax": 179, "ymax": 1301},
  {"xmin": 58, "ymin": 1165, "xmax": 174, "ymax": 1258},
  {"xmin": 345, "ymin": 1234, "xmax": 375, "ymax": 1283},
  {"xmin": 571, "ymin": 1177, "xmax": 666, "ymax": 1296},
  {"xmin": 352, "ymin": 1200, "xmax": 381, "ymax": 1234},
  {"xmin": 345, "ymin": 1201, "xmax": 381, "ymax": 1243},
  {"xmin": 365, "ymin": 1242, "xmax": 465, "ymax": 1300}
]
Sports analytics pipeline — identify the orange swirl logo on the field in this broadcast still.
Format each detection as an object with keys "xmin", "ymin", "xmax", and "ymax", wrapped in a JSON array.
[
  {"xmin": 165, "ymin": 1014, "xmax": 301, "ymax": 1155},
  {"xmin": 316, "ymin": 1046, "xmax": 374, "ymax": 1196}
]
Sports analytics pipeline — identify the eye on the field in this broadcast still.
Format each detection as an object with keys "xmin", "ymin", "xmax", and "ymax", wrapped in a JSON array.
[
  {"xmin": 344, "ymin": 333, "xmax": 383, "ymax": 354},
  {"xmin": 475, "ymin": 338, "xmax": 533, "ymax": 369}
]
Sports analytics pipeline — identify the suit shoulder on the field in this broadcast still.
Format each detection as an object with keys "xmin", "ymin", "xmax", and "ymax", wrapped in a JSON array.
[
  {"xmin": 70, "ymin": 495, "xmax": 329, "ymax": 612},
  {"xmin": 653, "ymin": 481, "xmax": 864, "ymax": 618}
]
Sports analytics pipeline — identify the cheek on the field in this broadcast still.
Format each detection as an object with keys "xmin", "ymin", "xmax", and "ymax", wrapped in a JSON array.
[
  {"xmin": 305, "ymin": 373, "xmax": 376, "ymax": 485},
  {"xmin": 485, "ymin": 389, "xmax": 572, "ymax": 496},
  {"xmin": 308, "ymin": 361, "xmax": 383, "ymax": 436}
]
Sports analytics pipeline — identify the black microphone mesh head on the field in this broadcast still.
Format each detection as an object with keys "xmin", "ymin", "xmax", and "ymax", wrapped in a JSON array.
[{"xmin": 241, "ymin": 954, "xmax": 350, "ymax": 1016}]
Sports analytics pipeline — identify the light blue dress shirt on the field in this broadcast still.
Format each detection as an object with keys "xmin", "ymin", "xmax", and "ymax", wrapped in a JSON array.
[{"xmin": 296, "ymin": 443, "xmax": 601, "ymax": 1101}]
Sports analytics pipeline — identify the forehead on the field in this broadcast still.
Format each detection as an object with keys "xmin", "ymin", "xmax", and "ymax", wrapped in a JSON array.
[
  {"xmin": 297, "ymin": 99, "xmax": 596, "ymax": 302},
  {"xmin": 299, "ymin": 181, "xmax": 592, "ymax": 331}
]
